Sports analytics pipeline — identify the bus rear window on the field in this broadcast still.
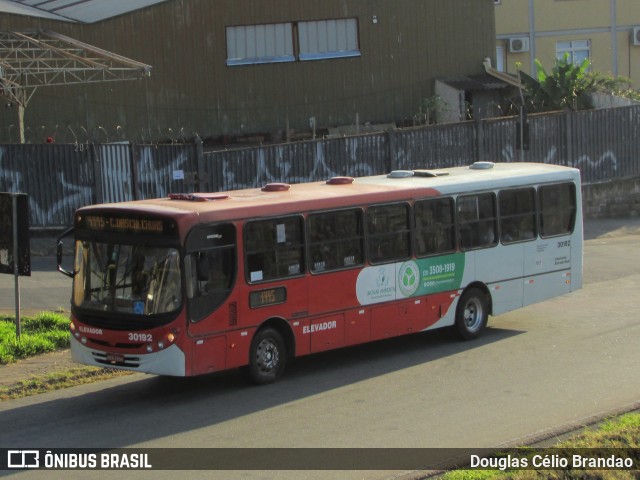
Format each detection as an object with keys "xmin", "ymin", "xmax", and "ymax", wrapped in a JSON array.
[{"xmin": 539, "ymin": 183, "xmax": 576, "ymax": 237}]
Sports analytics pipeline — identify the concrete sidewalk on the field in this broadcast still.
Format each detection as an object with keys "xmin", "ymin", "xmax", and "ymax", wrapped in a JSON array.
[{"xmin": 1, "ymin": 348, "xmax": 78, "ymax": 389}]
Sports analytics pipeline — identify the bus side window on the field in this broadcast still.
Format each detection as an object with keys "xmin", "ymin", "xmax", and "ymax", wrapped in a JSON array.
[
  {"xmin": 458, "ymin": 193, "xmax": 498, "ymax": 250},
  {"xmin": 539, "ymin": 183, "xmax": 576, "ymax": 237},
  {"xmin": 308, "ymin": 208, "xmax": 363, "ymax": 273},
  {"xmin": 367, "ymin": 203, "xmax": 411, "ymax": 264},
  {"xmin": 499, "ymin": 188, "xmax": 537, "ymax": 244},
  {"xmin": 415, "ymin": 197, "xmax": 456, "ymax": 256},
  {"xmin": 245, "ymin": 216, "xmax": 305, "ymax": 282}
]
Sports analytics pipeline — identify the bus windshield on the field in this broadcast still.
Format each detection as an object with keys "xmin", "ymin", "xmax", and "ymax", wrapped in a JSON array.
[{"xmin": 73, "ymin": 241, "xmax": 182, "ymax": 316}]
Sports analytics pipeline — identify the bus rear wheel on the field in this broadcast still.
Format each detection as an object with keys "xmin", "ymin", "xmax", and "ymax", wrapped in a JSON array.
[
  {"xmin": 454, "ymin": 288, "xmax": 488, "ymax": 340},
  {"xmin": 248, "ymin": 328, "xmax": 287, "ymax": 385}
]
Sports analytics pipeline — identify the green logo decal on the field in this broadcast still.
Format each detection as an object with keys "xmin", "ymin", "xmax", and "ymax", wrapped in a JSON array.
[
  {"xmin": 355, "ymin": 253, "xmax": 467, "ymax": 305},
  {"xmin": 398, "ymin": 261, "xmax": 420, "ymax": 297}
]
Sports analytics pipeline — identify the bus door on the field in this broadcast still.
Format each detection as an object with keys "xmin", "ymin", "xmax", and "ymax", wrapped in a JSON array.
[
  {"xmin": 184, "ymin": 223, "xmax": 238, "ymax": 375},
  {"xmin": 488, "ymin": 188, "xmax": 537, "ymax": 315},
  {"xmin": 523, "ymin": 182, "xmax": 576, "ymax": 306}
]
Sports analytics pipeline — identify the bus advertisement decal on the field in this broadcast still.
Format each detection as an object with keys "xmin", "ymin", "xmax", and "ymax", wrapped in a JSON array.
[{"xmin": 356, "ymin": 253, "xmax": 465, "ymax": 305}]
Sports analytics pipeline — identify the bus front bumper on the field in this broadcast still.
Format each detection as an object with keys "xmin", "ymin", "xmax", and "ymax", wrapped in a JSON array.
[{"xmin": 70, "ymin": 336, "xmax": 186, "ymax": 377}]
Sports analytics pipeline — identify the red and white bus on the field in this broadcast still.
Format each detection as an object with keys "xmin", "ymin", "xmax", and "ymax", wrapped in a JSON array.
[{"xmin": 58, "ymin": 162, "xmax": 582, "ymax": 384}]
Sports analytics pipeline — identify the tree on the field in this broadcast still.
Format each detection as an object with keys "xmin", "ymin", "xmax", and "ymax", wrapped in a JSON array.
[{"xmin": 520, "ymin": 54, "xmax": 595, "ymax": 112}]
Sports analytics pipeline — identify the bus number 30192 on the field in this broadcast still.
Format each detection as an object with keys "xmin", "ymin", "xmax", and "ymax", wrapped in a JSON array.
[{"xmin": 129, "ymin": 332, "xmax": 153, "ymax": 342}]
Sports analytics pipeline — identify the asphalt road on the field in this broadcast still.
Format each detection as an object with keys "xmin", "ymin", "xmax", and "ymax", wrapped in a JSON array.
[
  {"xmin": 0, "ymin": 256, "xmax": 71, "ymax": 316},
  {"xmin": 1, "ymin": 218, "xmax": 639, "ymax": 480}
]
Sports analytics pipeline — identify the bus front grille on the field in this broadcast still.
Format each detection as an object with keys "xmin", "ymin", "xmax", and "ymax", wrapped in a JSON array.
[{"xmin": 91, "ymin": 352, "xmax": 141, "ymax": 368}]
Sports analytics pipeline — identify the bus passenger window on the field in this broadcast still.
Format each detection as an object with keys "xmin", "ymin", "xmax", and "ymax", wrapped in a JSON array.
[
  {"xmin": 415, "ymin": 197, "xmax": 456, "ymax": 256},
  {"xmin": 308, "ymin": 209, "xmax": 363, "ymax": 273},
  {"xmin": 499, "ymin": 188, "xmax": 537, "ymax": 243},
  {"xmin": 367, "ymin": 203, "xmax": 411, "ymax": 264},
  {"xmin": 245, "ymin": 216, "xmax": 305, "ymax": 282},
  {"xmin": 539, "ymin": 183, "xmax": 576, "ymax": 237},
  {"xmin": 457, "ymin": 193, "xmax": 498, "ymax": 250}
]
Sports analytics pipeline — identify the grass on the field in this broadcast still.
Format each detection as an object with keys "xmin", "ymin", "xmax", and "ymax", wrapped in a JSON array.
[
  {"xmin": 0, "ymin": 311, "xmax": 70, "ymax": 364},
  {"xmin": 0, "ymin": 311, "xmax": 132, "ymax": 399},
  {"xmin": 0, "ymin": 367, "xmax": 131, "ymax": 400},
  {"xmin": 441, "ymin": 412, "xmax": 640, "ymax": 479}
]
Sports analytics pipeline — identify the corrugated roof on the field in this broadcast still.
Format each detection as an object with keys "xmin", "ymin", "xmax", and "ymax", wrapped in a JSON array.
[
  {"xmin": 0, "ymin": 0, "xmax": 170, "ymax": 23},
  {"xmin": 438, "ymin": 74, "xmax": 515, "ymax": 92}
]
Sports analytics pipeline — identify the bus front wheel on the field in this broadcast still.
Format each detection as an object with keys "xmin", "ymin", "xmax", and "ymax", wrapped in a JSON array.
[
  {"xmin": 248, "ymin": 328, "xmax": 287, "ymax": 385},
  {"xmin": 454, "ymin": 288, "xmax": 488, "ymax": 340}
]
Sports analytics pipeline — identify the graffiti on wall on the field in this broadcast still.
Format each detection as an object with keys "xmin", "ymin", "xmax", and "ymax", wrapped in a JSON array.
[
  {"xmin": 0, "ymin": 145, "xmax": 93, "ymax": 227},
  {"xmin": 499, "ymin": 143, "xmax": 620, "ymax": 182},
  {"xmin": 1, "ymin": 105, "xmax": 640, "ymax": 228},
  {"xmin": 212, "ymin": 137, "xmax": 379, "ymax": 192}
]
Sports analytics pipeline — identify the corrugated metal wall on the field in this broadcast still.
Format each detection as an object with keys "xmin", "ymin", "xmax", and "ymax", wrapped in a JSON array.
[
  {"xmin": 0, "ymin": 0, "xmax": 496, "ymax": 143},
  {"xmin": 0, "ymin": 144, "xmax": 94, "ymax": 228},
  {"xmin": 1, "ymin": 105, "xmax": 639, "ymax": 228},
  {"xmin": 482, "ymin": 111, "xmax": 569, "ymax": 165},
  {"xmin": 202, "ymin": 135, "xmax": 389, "ymax": 192},
  {"xmin": 393, "ymin": 123, "xmax": 478, "ymax": 170},
  {"xmin": 132, "ymin": 144, "xmax": 201, "ymax": 199},
  {"xmin": 95, "ymin": 144, "xmax": 134, "ymax": 203}
]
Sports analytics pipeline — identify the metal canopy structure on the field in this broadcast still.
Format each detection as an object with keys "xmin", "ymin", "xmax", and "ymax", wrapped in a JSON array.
[
  {"xmin": 0, "ymin": 29, "xmax": 152, "ymax": 143},
  {"xmin": 0, "ymin": 0, "xmax": 171, "ymax": 24}
]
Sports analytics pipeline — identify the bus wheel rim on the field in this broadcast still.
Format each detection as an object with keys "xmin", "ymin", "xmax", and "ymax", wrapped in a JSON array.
[
  {"xmin": 257, "ymin": 338, "xmax": 279, "ymax": 371},
  {"xmin": 463, "ymin": 298, "xmax": 483, "ymax": 331}
]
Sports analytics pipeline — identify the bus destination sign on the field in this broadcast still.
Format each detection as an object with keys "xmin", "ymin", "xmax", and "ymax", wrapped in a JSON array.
[{"xmin": 78, "ymin": 215, "xmax": 173, "ymax": 235}]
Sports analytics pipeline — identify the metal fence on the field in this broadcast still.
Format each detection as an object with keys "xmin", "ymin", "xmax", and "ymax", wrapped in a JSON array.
[{"xmin": 1, "ymin": 105, "xmax": 639, "ymax": 228}]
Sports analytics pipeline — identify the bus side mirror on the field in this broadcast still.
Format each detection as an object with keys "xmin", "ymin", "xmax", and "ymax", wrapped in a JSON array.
[{"xmin": 57, "ymin": 227, "xmax": 76, "ymax": 278}]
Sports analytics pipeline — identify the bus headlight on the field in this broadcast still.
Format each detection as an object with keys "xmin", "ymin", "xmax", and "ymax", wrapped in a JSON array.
[
  {"xmin": 146, "ymin": 344, "xmax": 153, "ymax": 353},
  {"xmin": 70, "ymin": 322, "xmax": 81, "ymax": 338}
]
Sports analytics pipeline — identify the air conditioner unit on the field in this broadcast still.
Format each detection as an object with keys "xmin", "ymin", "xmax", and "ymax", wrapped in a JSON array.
[
  {"xmin": 509, "ymin": 37, "xmax": 530, "ymax": 53},
  {"xmin": 632, "ymin": 27, "xmax": 640, "ymax": 46}
]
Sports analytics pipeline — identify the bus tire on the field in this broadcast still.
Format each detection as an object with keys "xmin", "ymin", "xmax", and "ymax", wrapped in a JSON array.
[
  {"xmin": 454, "ymin": 288, "xmax": 488, "ymax": 340},
  {"xmin": 248, "ymin": 328, "xmax": 287, "ymax": 385}
]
